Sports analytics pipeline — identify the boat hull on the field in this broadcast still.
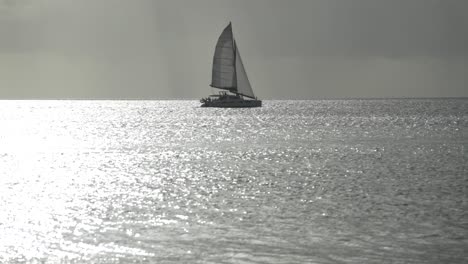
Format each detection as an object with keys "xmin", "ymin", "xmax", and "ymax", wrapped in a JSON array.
[{"xmin": 201, "ymin": 98, "xmax": 262, "ymax": 108}]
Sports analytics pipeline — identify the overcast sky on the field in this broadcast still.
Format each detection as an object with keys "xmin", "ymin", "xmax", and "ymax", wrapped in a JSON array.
[{"xmin": 1, "ymin": 0, "xmax": 467, "ymax": 99}]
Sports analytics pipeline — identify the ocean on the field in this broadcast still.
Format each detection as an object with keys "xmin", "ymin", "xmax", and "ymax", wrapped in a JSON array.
[{"xmin": 0, "ymin": 99, "xmax": 467, "ymax": 263}]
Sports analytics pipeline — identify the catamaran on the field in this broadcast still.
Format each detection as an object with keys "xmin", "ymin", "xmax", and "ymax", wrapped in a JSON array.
[{"xmin": 201, "ymin": 22, "xmax": 261, "ymax": 108}]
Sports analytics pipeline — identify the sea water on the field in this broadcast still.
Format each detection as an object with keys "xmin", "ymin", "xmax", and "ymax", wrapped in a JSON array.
[{"xmin": 0, "ymin": 99, "xmax": 467, "ymax": 263}]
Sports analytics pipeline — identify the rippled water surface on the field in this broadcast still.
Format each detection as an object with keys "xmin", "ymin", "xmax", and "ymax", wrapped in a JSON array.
[{"xmin": 0, "ymin": 99, "xmax": 467, "ymax": 263}]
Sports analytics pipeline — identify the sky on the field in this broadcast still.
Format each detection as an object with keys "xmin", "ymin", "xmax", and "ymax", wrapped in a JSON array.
[{"xmin": 0, "ymin": 0, "xmax": 467, "ymax": 99}]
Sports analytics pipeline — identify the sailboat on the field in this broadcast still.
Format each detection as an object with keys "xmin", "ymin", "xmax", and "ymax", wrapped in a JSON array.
[{"xmin": 201, "ymin": 22, "xmax": 262, "ymax": 108}]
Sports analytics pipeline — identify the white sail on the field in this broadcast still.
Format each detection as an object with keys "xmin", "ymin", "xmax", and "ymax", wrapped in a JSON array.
[{"xmin": 234, "ymin": 40, "xmax": 255, "ymax": 99}]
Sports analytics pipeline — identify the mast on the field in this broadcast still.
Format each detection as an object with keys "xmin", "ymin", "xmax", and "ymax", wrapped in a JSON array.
[{"xmin": 231, "ymin": 22, "xmax": 237, "ymax": 94}]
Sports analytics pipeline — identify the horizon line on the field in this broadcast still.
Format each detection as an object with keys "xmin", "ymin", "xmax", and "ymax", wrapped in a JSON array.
[{"xmin": 1, "ymin": 96, "xmax": 467, "ymax": 101}]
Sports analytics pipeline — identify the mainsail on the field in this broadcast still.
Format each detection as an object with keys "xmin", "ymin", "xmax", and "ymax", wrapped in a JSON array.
[
  {"xmin": 211, "ymin": 23, "xmax": 255, "ymax": 99},
  {"xmin": 211, "ymin": 23, "xmax": 236, "ymax": 90}
]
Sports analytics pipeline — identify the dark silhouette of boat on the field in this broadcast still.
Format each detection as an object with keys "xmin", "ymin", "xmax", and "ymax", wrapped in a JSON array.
[{"xmin": 201, "ymin": 22, "xmax": 261, "ymax": 108}]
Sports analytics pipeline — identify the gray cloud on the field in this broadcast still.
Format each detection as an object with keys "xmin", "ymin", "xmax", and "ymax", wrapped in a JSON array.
[
  {"xmin": 4, "ymin": 0, "xmax": 467, "ymax": 57},
  {"xmin": 230, "ymin": 0, "xmax": 468, "ymax": 58},
  {"xmin": 0, "ymin": 0, "xmax": 467, "ymax": 99}
]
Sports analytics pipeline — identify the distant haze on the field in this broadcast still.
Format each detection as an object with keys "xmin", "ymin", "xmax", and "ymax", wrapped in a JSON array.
[{"xmin": 1, "ymin": 0, "xmax": 467, "ymax": 99}]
